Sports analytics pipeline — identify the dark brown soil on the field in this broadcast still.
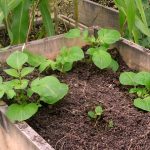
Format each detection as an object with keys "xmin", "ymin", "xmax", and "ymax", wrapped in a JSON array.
[
  {"xmin": 0, "ymin": 22, "xmax": 69, "ymax": 48},
  {"xmin": 91, "ymin": 0, "xmax": 115, "ymax": 8},
  {"xmin": 27, "ymin": 49, "xmax": 150, "ymax": 150}
]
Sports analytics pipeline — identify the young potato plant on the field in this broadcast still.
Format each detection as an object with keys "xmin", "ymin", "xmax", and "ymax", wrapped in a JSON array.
[
  {"xmin": 119, "ymin": 71, "xmax": 150, "ymax": 111},
  {"xmin": 88, "ymin": 105, "xmax": 103, "ymax": 126},
  {"xmin": 0, "ymin": 51, "xmax": 68, "ymax": 122},
  {"xmin": 65, "ymin": 28, "xmax": 121, "ymax": 71},
  {"xmin": 25, "ymin": 46, "xmax": 84, "ymax": 73}
]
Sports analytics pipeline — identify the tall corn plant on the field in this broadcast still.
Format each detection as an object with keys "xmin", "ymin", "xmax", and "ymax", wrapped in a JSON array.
[
  {"xmin": 0, "ymin": 0, "xmax": 55, "ymax": 45},
  {"xmin": 114, "ymin": 0, "xmax": 150, "ymax": 43}
]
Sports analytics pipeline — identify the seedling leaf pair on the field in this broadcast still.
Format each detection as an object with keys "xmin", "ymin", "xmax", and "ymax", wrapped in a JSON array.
[{"xmin": 88, "ymin": 105, "xmax": 103, "ymax": 119}]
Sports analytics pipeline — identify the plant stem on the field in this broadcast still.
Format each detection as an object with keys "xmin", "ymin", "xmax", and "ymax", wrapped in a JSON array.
[{"xmin": 74, "ymin": 0, "xmax": 79, "ymax": 27}]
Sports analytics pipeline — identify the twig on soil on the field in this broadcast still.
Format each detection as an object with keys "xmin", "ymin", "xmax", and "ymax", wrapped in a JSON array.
[{"xmin": 55, "ymin": 135, "xmax": 67, "ymax": 149}]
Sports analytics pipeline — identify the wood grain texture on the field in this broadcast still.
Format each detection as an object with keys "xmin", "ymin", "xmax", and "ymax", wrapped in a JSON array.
[
  {"xmin": 0, "ymin": 108, "xmax": 54, "ymax": 150},
  {"xmin": 78, "ymin": 0, "xmax": 119, "ymax": 29}
]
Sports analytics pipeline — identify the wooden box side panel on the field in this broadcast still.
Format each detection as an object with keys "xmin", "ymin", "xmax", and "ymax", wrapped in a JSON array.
[
  {"xmin": 78, "ymin": 0, "xmax": 119, "ymax": 29},
  {"xmin": 0, "ymin": 111, "xmax": 38, "ymax": 150},
  {"xmin": 0, "ymin": 35, "xmax": 85, "ymax": 63},
  {"xmin": 117, "ymin": 39, "xmax": 150, "ymax": 71}
]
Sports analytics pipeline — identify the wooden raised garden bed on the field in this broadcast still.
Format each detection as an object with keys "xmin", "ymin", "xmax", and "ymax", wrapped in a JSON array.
[
  {"xmin": 0, "ymin": 1, "xmax": 150, "ymax": 149},
  {"xmin": 0, "ymin": 26, "xmax": 150, "ymax": 149}
]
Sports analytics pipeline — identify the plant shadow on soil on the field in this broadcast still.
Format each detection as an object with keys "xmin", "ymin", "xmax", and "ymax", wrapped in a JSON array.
[{"xmin": 26, "ymin": 48, "xmax": 150, "ymax": 150}]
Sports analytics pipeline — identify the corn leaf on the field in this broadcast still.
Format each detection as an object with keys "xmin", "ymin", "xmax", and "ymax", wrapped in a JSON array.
[
  {"xmin": 135, "ymin": 0, "xmax": 148, "ymax": 27},
  {"xmin": 0, "ymin": 0, "xmax": 23, "ymax": 24},
  {"xmin": 11, "ymin": 0, "xmax": 32, "ymax": 44},
  {"xmin": 39, "ymin": 0, "xmax": 55, "ymax": 36},
  {"xmin": 135, "ymin": 16, "xmax": 150, "ymax": 37},
  {"xmin": 125, "ymin": 0, "xmax": 136, "ymax": 38}
]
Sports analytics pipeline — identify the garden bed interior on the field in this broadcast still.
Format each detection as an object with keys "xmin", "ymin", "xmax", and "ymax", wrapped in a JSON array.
[
  {"xmin": 26, "ymin": 49, "xmax": 149, "ymax": 150},
  {"xmin": 0, "ymin": 0, "xmax": 150, "ymax": 149},
  {"xmin": 0, "ymin": 34, "xmax": 150, "ymax": 149}
]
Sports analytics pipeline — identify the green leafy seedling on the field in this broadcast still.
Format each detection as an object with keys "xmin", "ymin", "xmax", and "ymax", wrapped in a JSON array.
[
  {"xmin": 85, "ymin": 29, "xmax": 120, "ymax": 71},
  {"xmin": 65, "ymin": 28, "xmax": 120, "ymax": 71},
  {"xmin": 30, "ymin": 76, "xmax": 69, "ymax": 104},
  {"xmin": 119, "ymin": 71, "xmax": 150, "ymax": 111},
  {"xmin": 26, "ymin": 46, "xmax": 84, "ymax": 73},
  {"xmin": 1, "ymin": 51, "xmax": 69, "ymax": 122},
  {"xmin": 88, "ymin": 105, "xmax": 103, "ymax": 126}
]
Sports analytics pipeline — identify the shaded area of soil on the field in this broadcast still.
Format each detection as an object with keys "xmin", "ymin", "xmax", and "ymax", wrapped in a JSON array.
[
  {"xmin": 27, "ymin": 49, "xmax": 150, "ymax": 150},
  {"xmin": 91, "ymin": 0, "xmax": 115, "ymax": 8},
  {"xmin": 0, "ymin": 22, "xmax": 69, "ymax": 48}
]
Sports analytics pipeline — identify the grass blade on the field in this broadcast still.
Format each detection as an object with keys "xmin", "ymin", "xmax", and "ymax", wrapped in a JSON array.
[
  {"xmin": 39, "ymin": 0, "xmax": 55, "ymax": 36},
  {"xmin": 11, "ymin": 0, "xmax": 32, "ymax": 44}
]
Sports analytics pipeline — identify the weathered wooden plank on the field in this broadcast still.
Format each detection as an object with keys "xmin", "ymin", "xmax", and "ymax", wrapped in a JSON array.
[
  {"xmin": 78, "ymin": 0, "xmax": 119, "ymax": 29},
  {"xmin": 0, "ymin": 34, "xmax": 85, "ymax": 63},
  {"xmin": 117, "ymin": 38, "xmax": 150, "ymax": 71},
  {"xmin": 0, "ymin": 109, "xmax": 54, "ymax": 150}
]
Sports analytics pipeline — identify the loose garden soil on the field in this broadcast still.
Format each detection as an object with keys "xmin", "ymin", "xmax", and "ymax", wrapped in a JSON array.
[
  {"xmin": 26, "ymin": 49, "xmax": 150, "ymax": 150},
  {"xmin": 91, "ymin": 0, "xmax": 115, "ymax": 8}
]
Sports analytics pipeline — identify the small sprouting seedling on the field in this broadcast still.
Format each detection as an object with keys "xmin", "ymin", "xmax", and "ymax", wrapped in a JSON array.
[
  {"xmin": 26, "ymin": 46, "xmax": 84, "ymax": 73},
  {"xmin": 119, "ymin": 71, "xmax": 150, "ymax": 111},
  {"xmin": 88, "ymin": 105, "xmax": 103, "ymax": 126},
  {"xmin": 1, "ymin": 51, "xmax": 69, "ymax": 122},
  {"xmin": 108, "ymin": 119, "xmax": 114, "ymax": 128}
]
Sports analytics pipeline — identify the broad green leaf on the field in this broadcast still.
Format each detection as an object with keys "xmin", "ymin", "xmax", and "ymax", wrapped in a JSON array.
[
  {"xmin": 98, "ymin": 29, "xmax": 121, "ymax": 44},
  {"xmin": 92, "ymin": 50, "xmax": 112, "ymax": 69},
  {"xmin": 11, "ymin": 0, "xmax": 32, "ymax": 44},
  {"xmin": 21, "ymin": 67, "xmax": 34, "ymax": 77},
  {"xmin": 24, "ymin": 50, "xmax": 46, "ymax": 67},
  {"xmin": 7, "ymin": 51, "xmax": 28, "ymax": 70},
  {"xmin": 134, "ymin": 72, "xmax": 150, "ymax": 88},
  {"xmin": 67, "ymin": 46, "xmax": 84, "ymax": 62},
  {"xmin": 4, "ymin": 69, "xmax": 19, "ymax": 78},
  {"xmin": 64, "ymin": 28, "xmax": 81, "ymax": 38},
  {"xmin": 88, "ymin": 111, "xmax": 97, "ymax": 119},
  {"xmin": 39, "ymin": 0, "xmax": 55, "ymax": 36},
  {"xmin": 95, "ymin": 106, "xmax": 103, "ymax": 116},
  {"xmin": 119, "ymin": 72, "xmax": 137, "ymax": 86},
  {"xmin": 56, "ymin": 62, "xmax": 73, "ymax": 73},
  {"xmin": 6, "ymin": 103, "xmax": 39, "ymax": 122},
  {"xmin": 31, "ymin": 76, "xmax": 68, "ymax": 104},
  {"xmin": 39, "ymin": 60, "xmax": 53, "ymax": 73},
  {"xmin": 109, "ymin": 59, "xmax": 119, "ymax": 72},
  {"xmin": 40, "ymin": 83, "xmax": 68, "ymax": 104},
  {"xmin": 0, "ymin": 90, "xmax": 4, "ymax": 98},
  {"xmin": 27, "ymin": 88, "xmax": 34, "ymax": 97},
  {"xmin": 87, "ymin": 48, "xmax": 97, "ymax": 55},
  {"xmin": 87, "ymin": 47, "xmax": 107, "ymax": 56},
  {"xmin": 134, "ymin": 97, "xmax": 150, "ymax": 111},
  {"xmin": 31, "ymin": 77, "xmax": 40, "ymax": 87},
  {"xmin": 6, "ymin": 89, "xmax": 16, "ymax": 99}
]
